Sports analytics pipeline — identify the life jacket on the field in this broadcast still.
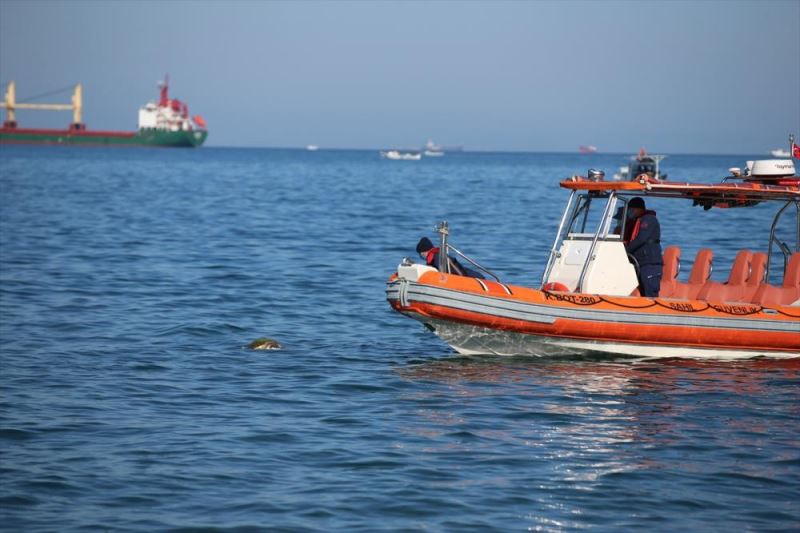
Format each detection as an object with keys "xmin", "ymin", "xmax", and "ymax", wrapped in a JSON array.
[
  {"xmin": 627, "ymin": 210, "xmax": 662, "ymax": 266},
  {"xmin": 629, "ymin": 210, "xmax": 657, "ymax": 243},
  {"xmin": 425, "ymin": 247, "xmax": 440, "ymax": 266},
  {"xmin": 426, "ymin": 247, "xmax": 467, "ymax": 275},
  {"xmin": 621, "ymin": 221, "xmax": 635, "ymax": 244}
]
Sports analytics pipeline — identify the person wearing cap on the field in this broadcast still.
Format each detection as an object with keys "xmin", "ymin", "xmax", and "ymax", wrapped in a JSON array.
[
  {"xmin": 624, "ymin": 197, "xmax": 663, "ymax": 297},
  {"xmin": 416, "ymin": 237, "xmax": 484, "ymax": 278}
]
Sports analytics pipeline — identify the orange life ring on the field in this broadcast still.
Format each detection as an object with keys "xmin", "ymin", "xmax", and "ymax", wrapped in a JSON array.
[{"xmin": 542, "ymin": 282, "xmax": 570, "ymax": 292}]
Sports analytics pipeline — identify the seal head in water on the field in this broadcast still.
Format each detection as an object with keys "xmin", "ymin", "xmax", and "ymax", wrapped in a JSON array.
[{"xmin": 247, "ymin": 337, "xmax": 282, "ymax": 350}]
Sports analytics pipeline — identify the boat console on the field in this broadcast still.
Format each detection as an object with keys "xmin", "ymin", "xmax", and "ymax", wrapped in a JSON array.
[{"xmin": 545, "ymin": 234, "xmax": 638, "ymax": 295}]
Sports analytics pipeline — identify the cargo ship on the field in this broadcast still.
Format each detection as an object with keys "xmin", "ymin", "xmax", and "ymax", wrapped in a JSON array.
[{"xmin": 0, "ymin": 77, "xmax": 207, "ymax": 147}]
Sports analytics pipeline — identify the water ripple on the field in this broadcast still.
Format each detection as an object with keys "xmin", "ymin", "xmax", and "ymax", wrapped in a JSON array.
[{"xmin": 1, "ymin": 147, "xmax": 798, "ymax": 531}]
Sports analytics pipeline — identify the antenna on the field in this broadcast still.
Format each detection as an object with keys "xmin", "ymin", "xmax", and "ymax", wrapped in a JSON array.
[{"xmin": 159, "ymin": 74, "xmax": 169, "ymax": 106}]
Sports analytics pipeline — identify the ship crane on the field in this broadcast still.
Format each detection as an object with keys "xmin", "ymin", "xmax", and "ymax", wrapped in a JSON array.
[{"xmin": 1, "ymin": 81, "xmax": 83, "ymax": 129}]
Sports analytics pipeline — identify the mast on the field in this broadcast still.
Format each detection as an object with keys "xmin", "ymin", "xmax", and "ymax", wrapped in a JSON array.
[{"xmin": 159, "ymin": 74, "xmax": 169, "ymax": 107}]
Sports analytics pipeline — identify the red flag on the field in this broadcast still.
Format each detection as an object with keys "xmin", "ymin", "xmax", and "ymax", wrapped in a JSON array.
[{"xmin": 793, "ymin": 142, "xmax": 800, "ymax": 159}]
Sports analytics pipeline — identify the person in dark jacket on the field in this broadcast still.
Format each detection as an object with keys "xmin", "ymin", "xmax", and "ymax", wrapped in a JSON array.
[
  {"xmin": 416, "ymin": 237, "xmax": 484, "ymax": 278},
  {"xmin": 612, "ymin": 206, "xmax": 636, "ymax": 243},
  {"xmin": 624, "ymin": 197, "xmax": 663, "ymax": 297}
]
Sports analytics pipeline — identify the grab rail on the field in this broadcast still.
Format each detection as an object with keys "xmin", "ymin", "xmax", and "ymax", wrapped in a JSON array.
[
  {"xmin": 766, "ymin": 200, "xmax": 800, "ymax": 280},
  {"xmin": 447, "ymin": 244, "xmax": 502, "ymax": 282},
  {"xmin": 433, "ymin": 220, "xmax": 501, "ymax": 282},
  {"xmin": 541, "ymin": 190, "xmax": 576, "ymax": 287}
]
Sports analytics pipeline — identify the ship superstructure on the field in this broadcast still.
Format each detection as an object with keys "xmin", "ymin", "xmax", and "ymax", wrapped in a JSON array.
[{"xmin": 138, "ymin": 76, "xmax": 207, "ymax": 134}]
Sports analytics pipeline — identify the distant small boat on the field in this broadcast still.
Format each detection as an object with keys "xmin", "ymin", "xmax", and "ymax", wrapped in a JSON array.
[
  {"xmin": 579, "ymin": 145, "xmax": 598, "ymax": 154},
  {"xmin": 771, "ymin": 148, "xmax": 790, "ymax": 158},
  {"xmin": 381, "ymin": 150, "xmax": 422, "ymax": 161},
  {"xmin": 306, "ymin": 144, "xmax": 319, "ymax": 151},
  {"xmin": 613, "ymin": 148, "xmax": 668, "ymax": 181},
  {"xmin": 423, "ymin": 139, "xmax": 445, "ymax": 157}
]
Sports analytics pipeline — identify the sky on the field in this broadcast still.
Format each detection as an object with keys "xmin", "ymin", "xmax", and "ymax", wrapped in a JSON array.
[{"xmin": 1, "ymin": 0, "xmax": 798, "ymax": 153}]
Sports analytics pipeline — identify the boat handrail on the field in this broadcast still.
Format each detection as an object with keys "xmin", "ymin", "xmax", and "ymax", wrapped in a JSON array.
[
  {"xmin": 541, "ymin": 190, "xmax": 577, "ymax": 287},
  {"xmin": 447, "ymin": 244, "xmax": 502, "ymax": 283},
  {"xmin": 766, "ymin": 199, "xmax": 800, "ymax": 280},
  {"xmin": 575, "ymin": 195, "xmax": 592, "ymax": 233},
  {"xmin": 434, "ymin": 220, "xmax": 501, "ymax": 281}
]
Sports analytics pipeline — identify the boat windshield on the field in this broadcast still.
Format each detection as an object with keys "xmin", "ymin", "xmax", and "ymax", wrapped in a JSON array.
[
  {"xmin": 633, "ymin": 160, "xmax": 656, "ymax": 176},
  {"xmin": 564, "ymin": 192, "xmax": 620, "ymax": 238},
  {"xmin": 542, "ymin": 192, "xmax": 622, "ymax": 287}
]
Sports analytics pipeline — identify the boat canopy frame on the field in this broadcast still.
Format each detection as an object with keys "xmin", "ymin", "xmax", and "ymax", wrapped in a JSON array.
[
  {"xmin": 767, "ymin": 200, "xmax": 800, "ymax": 278},
  {"xmin": 546, "ymin": 176, "xmax": 800, "ymax": 290}
]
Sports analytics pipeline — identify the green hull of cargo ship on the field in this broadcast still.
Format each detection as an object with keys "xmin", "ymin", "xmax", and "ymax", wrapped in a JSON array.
[
  {"xmin": 0, "ymin": 128, "xmax": 207, "ymax": 147},
  {"xmin": 134, "ymin": 129, "xmax": 208, "ymax": 147}
]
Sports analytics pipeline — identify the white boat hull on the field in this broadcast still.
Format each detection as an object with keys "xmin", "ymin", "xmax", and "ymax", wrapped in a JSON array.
[
  {"xmin": 381, "ymin": 150, "xmax": 422, "ymax": 160},
  {"xmin": 416, "ymin": 314, "xmax": 798, "ymax": 360}
]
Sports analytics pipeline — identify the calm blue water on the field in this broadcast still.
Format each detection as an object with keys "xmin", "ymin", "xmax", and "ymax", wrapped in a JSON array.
[{"xmin": 1, "ymin": 146, "xmax": 798, "ymax": 531}]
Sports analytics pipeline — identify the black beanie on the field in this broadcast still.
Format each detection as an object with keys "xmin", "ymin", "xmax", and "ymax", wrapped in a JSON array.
[
  {"xmin": 416, "ymin": 237, "xmax": 434, "ymax": 254},
  {"xmin": 629, "ymin": 197, "xmax": 646, "ymax": 209}
]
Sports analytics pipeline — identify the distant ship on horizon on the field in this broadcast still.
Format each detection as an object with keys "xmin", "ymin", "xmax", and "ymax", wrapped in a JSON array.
[
  {"xmin": 0, "ymin": 76, "xmax": 207, "ymax": 148},
  {"xmin": 579, "ymin": 145, "xmax": 598, "ymax": 154},
  {"xmin": 423, "ymin": 139, "xmax": 444, "ymax": 157}
]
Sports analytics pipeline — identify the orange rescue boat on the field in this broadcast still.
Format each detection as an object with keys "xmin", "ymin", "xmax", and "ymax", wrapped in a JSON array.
[{"xmin": 386, "ymin": 159, "xmax": 800, "ymax": 359}]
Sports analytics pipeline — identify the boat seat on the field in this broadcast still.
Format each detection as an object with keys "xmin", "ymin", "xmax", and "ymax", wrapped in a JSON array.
[
  {"xmin": 752, "ymin": 252, "xmax": 800, "ymax": 306},
  {"xmin": 696, "ymin": 250, "xmax": 752, "ymax": 303},
  {"xmin": 659, "ymin": 246, "xmax": 681, "ymax": 298},
  {"xmin": 740, "ymin": 252, "xmax": 767, "ymax": 302},
  {"xmin": 669, "ymin": 248, "xmax": 713, "ymax": 300}
]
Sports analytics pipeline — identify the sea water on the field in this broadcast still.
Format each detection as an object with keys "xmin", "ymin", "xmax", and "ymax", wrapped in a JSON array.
[{"xmin": 1, "ymin": 146, "xmax": 798, "ymax": 531}]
